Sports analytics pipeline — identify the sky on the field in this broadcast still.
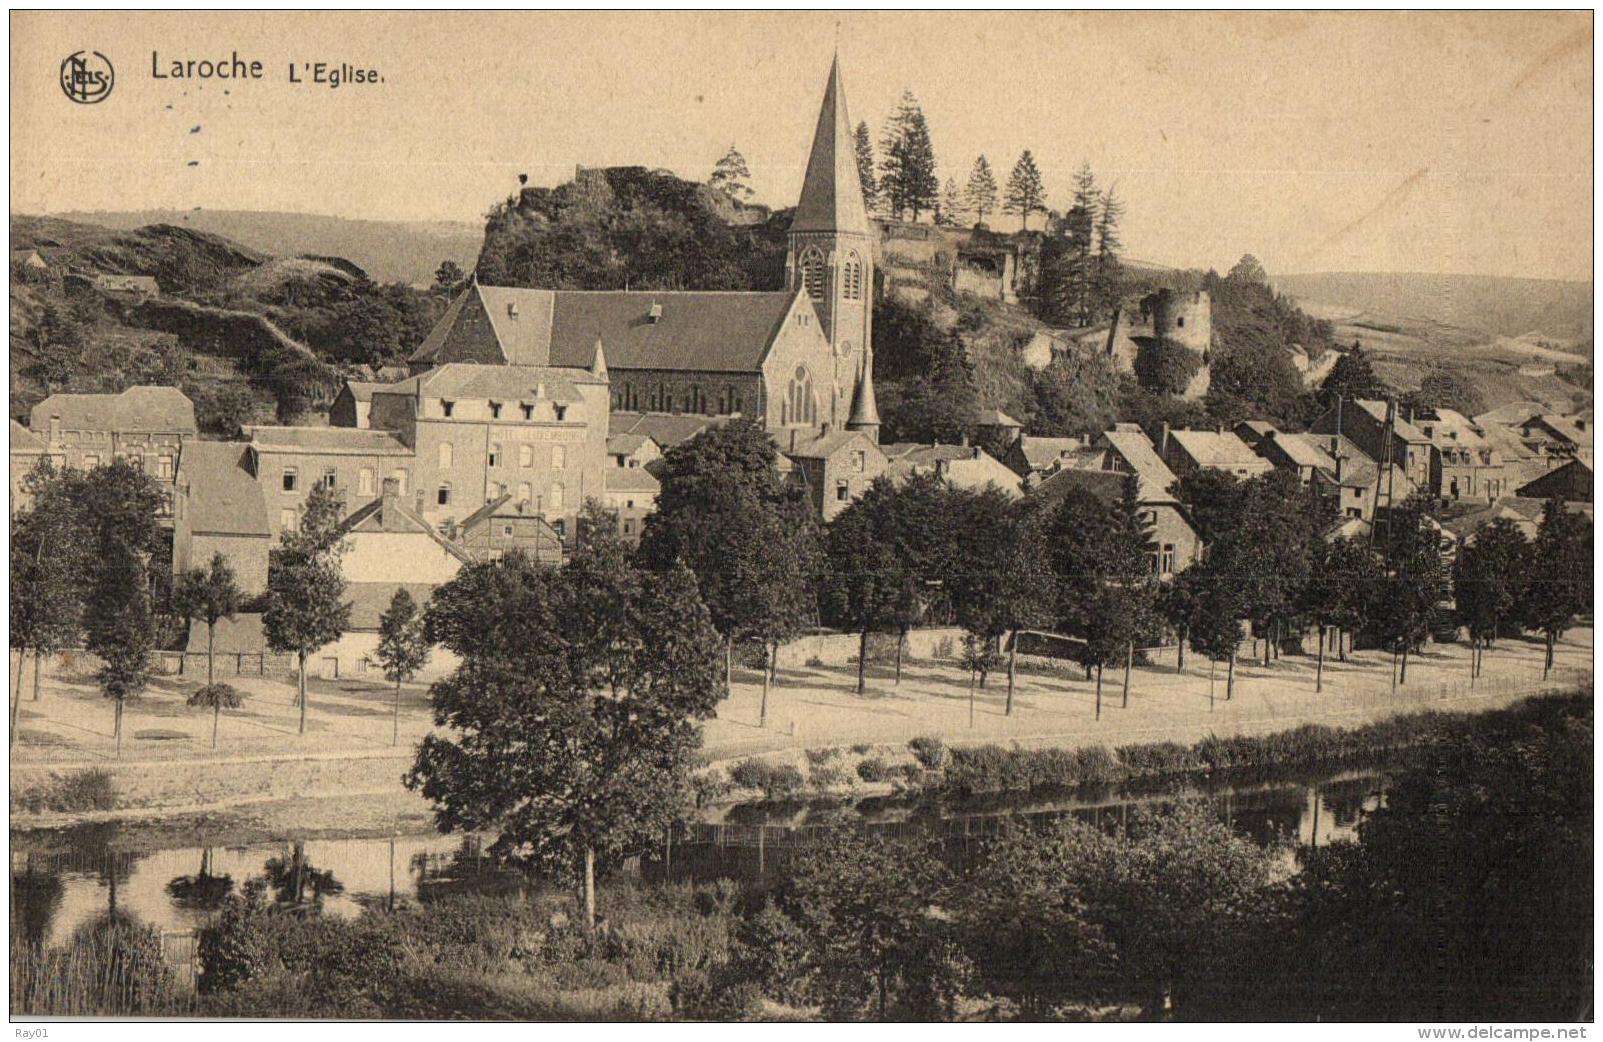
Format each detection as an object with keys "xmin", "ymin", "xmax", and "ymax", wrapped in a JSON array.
[{"xmin": 11, "ymin": 11, "xmax": 1594, "ymax": 280}]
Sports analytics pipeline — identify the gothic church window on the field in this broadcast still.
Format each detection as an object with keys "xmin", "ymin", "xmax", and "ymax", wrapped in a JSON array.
[
  {"xmin": 800, "ymin": 246, "xmax": 826, "ymax": 300},
  {"xmin": 784, "ymin": 366, "xmax": 816, "ymax": 426},
  {"xmin": 844, "ymin": 252, "xmax": 863, "ymax": 300}
]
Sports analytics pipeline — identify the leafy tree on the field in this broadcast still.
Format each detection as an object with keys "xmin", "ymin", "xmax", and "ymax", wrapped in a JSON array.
[
  {"xmin": 1518, "ymin": 499, "xmax": 1591, "ymax": 677},
  {"xmin": 1026, "ymin": 348, "xmax": 1121, "ymax": 438},
  {"xmin": 432, "ymin": 260, "xmax": 465, "ymax": 294},
  {"xmin": 949, "ymin": 493, "xmax": 1056, "ymax": 714},
  {"xmin": 1452, "ymin": 519, "xmax": 1529, "ymax": 679},
  {"xmin": 1226, "ymin": 254, "xmax": 1268, "ymax": 284},
  {"xmin": 1048, "ymin": 478, "xmax": 1156, "ymax": 717},
  {"xmin": 86, "ymin": 545, "xmax": 153, "ymax": 757},
  {"xmin": 375, "ymin": 588, "xmax": 429, "ymax": 747},
  {"xmin": 9, "ymin": 462, "xmax": 90, "ymax": 737},
  {"xmin": 1134, "ymin": 337, "xmax": 1204, "ymax": 396},
  {"xmin": 172, "ymin": 553, "xmax": 242, "ymax": 688},
  {"xmin": 876, "ymin": 328, "xmax": 980, "ymax": 444},
  {"xmin": 1320, "ymin": 343, "xmax": 1387, "ymax": 404},
  {"xmin": 823, "ymin": 478, "xmax": 922, "ymax": 696},
  {"xmin": 769, "ymin": 826, "xmax": 965, "ymax": 1020},
  {"xmin": 879, "ymin": 91, "xmax": 938, "ymax": 221},
  {"xmin": 965, "ymin": 155, "xmax": 999, "ymax": 227},
  {"xmin": 1407, "ymin": 369, "xmax": 1488, "ymax": 420},
  {"xmin": 408, "ymin": 551, "xmax": 723, "ymax": 931},
  {"xmin": 708, "ymin": 144, "xmax": 754, "ymax": 201},
  {"xmin": 1298, "ymin": 537, "xmax": 1384, "ymax": 690},
  {"xmin": 1156, "ymin": 566, "xmax": 1205, "ymax": 670},
  {"xmin": 1372, "ymin": 501, "xmax": 1447, "ymax": 685},
  {"xmin": 638, "ymin": 419, "xmax": 816, "ymax": 692},
  {"xmin": 1186, "ymin": 560, "xmax": 1245, "ymax": 703},
  {"xmin": 853, "ymin": 121, "xmax": 879, "ymax": 212},
  {"xmin": 732, "ymin": 496, "xmax": 819, "ymax": 726},
  {"xmin": 1003, "ymin": 150, "xmax": 1047, "ymax": 230},
  {"xmin": 22, "ymin": 302, "xmax": 86, "ymax": 393},
  {"xmin": 263, "ymin": 485, "xmax": 351, "ymax": 735},
  {"xmin": 937, "ymin": 177, "xmax": 965, "ymax": 227}
]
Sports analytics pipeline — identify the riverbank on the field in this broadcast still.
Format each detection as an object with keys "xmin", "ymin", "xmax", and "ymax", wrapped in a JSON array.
[{"xmin": 11, "ymin": 628, "xmax": 1590, "ymax": 837}]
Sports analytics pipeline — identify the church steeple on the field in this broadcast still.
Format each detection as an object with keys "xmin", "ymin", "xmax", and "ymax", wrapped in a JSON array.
[
  {"xmin": 787, "ymin": 54, "xmax": 875, "ymax": 436},
  {"xmin": 846, "ymin": 342, "xmax": 880, "ymax": 443},
  {"xmin": 791, "ymin": 54, "xmax": 871, "ymax": 237}
]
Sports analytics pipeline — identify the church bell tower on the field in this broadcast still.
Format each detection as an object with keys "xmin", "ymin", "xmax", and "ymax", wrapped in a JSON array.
[{"xmin": 786, "ymin": 55, "xmax": 878, "ymax": 441}]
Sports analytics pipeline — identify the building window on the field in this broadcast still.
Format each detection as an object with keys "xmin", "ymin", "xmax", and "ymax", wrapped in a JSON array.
[
  {"xmin": 280, "ymin": 508, "xmax": 298, "ymax": 532},
  {"xmin": 319, "ymin": 469, "xmax": 337, "ymax": 491},
  {"xmin": 835, "ymin": 480, "xmax": 850, "ymax": 502},
  {"xmin": 82, "ymin": 453, "xmax": 101, "ymax": 468},
  {"xmin": 391, "ymin": 468, "xmax": 408, "ymax": 494},
  {"xmin": 282, "ymin": 468, "xmax": 298, "ymax": 492},
  {"xmin": 503, "ymin": 525, "xmax": 514, "ymax": 537},
  {"xmin": 520, "ymin": 402, "xmax": 534, "ymax": 420},
  {"xmin": 439, "ymin": 442, "xmax": 453, "ymax": 469},
  {"xmin": 489, "ymin": 443, "xmax": 501, "ymax": 467},
  {"xmin": 553, "ymin": 520, "xmax": 566, "ymax": 540},
  {"xmin": 489, "ymin": 401, "xmax": 502, "ymax": 419},
  {"xmin": 800, "ymin": 245, "xmax": 826, "ymax": 299},
  {"xmin": 157, "ymin": 454, "xmax": 174, "ymax": 479},
  {"xmin": 784, "ymin": 366, "xmax": 816, "ymax": 426},
  {"xmin": 623, "ymin": 520, "xmax": 634, "ymax": 535},
  {"xmin": 359, "ymin": 468, "xmax": 374, "ymax": 495},
  {"xmin": 852, "ymin": 450, "xmax": 865, "ymax": 472},
  {"xmin": 517, "ymin": 444, "xmax": 530, "ymax": 467},
  {"xmin": 844, "ymin": 251, "xmax": 863, "ymax": 300},
  {"xmin": 1161, "ymin": 544, "xmax": 1176, "ymax": 575},
  {"xmin": 554, "ymin": 405, "xmax": 567, "ymax": 422},
  {"xmin": 441, "ymin": 400, "xmax": 455, "ymax": 417},
  {"xmin": 437, "ymin": 484, "xmax": 452, "ymax": 506},
  {"xmin": 552, "ymin": 445, "xmax": 565, "ymax": 470},
  {"xmin": 518, "ymin": 482, "xmax": 532, "ymax": 503},
  {"xmin": 357, "ymin": 657, "xmax": 369, "ymax": 675},
  {"xmin": 549, "ymin": 482, "xmax": 565, "ymax": 510}
]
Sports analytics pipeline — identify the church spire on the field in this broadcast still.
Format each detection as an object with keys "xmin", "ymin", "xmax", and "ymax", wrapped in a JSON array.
[
  {"xmin": 846, "ymin": 344, "xmax": 880, "ymax": 442},
  {"xmin": 791, "ymin": 54, "xmax": 871, "ymax": 236}
]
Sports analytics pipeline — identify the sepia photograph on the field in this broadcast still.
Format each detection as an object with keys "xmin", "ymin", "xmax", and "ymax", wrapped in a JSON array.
[{"xmin": 6, "ymin": 9, "xmax": 1595, "ymax": 1026}]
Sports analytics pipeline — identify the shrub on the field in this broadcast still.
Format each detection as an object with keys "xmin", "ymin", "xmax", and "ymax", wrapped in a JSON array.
[
  {"xmin": 14, "ymin": 769, "xmax": 119, "ymax": 814},
  {"xmin": 908, "ymin": 735, "xmax": 947, "ymax": 770},
  {"xmin": 808, "ymin": 764, "xmax": 847, "ymax": 791},
  {"xmin": 187, "ymin": 682, "xmax": 244, "ymax": 710},
  {"xmin": 690, "ymin": 770, "xmax": 731, "ymax": 808},
  {"xmin": 670, "ymin": 968, "xmax": 765, "ymax": 1021},
  {"xmin": 803, "ymin": 747, "xmax": 838, "ymax": 767},
  {"xmin": 728, "ymin": 760, "xmax": 804, "ymax": 802},
  {"xmin": 849, "ymin": 743, "xmax": 873, "ymax": 755},
  {"xmin": 855, "ymin": 756, "xmax": 892, "ymax": 783}
]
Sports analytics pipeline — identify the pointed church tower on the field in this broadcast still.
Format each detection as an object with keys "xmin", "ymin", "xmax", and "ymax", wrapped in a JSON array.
[{"xmin": 787, "ymin": 54, "xmax": 875, "ymax": 438}]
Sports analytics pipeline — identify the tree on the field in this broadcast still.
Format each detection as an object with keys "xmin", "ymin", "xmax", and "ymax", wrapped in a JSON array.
[
  {"xmin": 937, "ymin": 177, "xmax": 965, "ymax": 227},
  {"xmin": 172, "ymin": 553, "xmax": 242, "ymax": 688},
  {"xmin": 1372, "ymin": 501, "xmax": 1447, "ymax": 686},
  {"xmin": 1186, "ymin": 561, "xmax": 1245, "ymax": 705},
  {"xmin": 1518, "ymin": 499, "xmax": 1591, "ymax": 677},
  {"xmin": 964, "ymin": 155, "xmax": 999, "ymax": 227},
  {"xmin": 1226, "ymin": 254, "xmax": 1268, "ymax": 284},
  {"xmin": 375, "ymin": 588, "xmax": 429, "ymax": 747},
  {"xmin": 9, "ymin": 462, "xmax": 90, "ymax": 739},
  {"xmin": 1039, "ymin": 164, "xmax": 1098, "ymax": 326},
  {"xmin": 1452, "ymin": 519, "xmax": 1529, "ymax": 680},
  {"xmin": 432, "ymin": 260, "xmax": 465, "ymax": 294},
  {"xmin": 1003, "ymin": 150, "xmax": 1047, "ymax": 230},
  {"xmin": 853, "ymin": 121, "xmax": 879, "ymax": 212},
  {"xmin": 263, "ymin": 485, "xmax": 351, "ymax": 735},
  {"xmin": 1091, "ymin": 188, "xmax": 1126, "ymax": 317},
  {"xmin": 1320, "ymin": 343, "xmax": 1387, "ymax": 404},
  {"xmin": 1156, "ymin": 566, "xmax": 1205, "ymax": 671},
  {"xmin": 85, "ymin": 546, "xmax": 153, "ymax": 757},
  {"xmin": 879, "ymin": 91, "xmax": 938, "ymax": 221},
  {"xmin": 768, "ymin": 826, "xmax": 965, "ymax": 1020},
  {"xmin": 408, "ymin": 552, "xmax": 723, "ymax": 931},
  {"xmin": 1298, "ymin": 537, "xmax": 1383, "ymax": 691},
  {"xmin": 638, "ymin": 420, "xmax": 817, "ymax": 692},
  {"xmin": 729, "ymin": 497, "xmax": 819, "ymax": 727},
  {"xmin": 1048, "ymin": 478, "xmax": 1156, "ymax": 717},
  {"xmin": 950, "ymin": 492, "xmax": 1056, "ymax": 715},
  {"xmin": 708, "ymin": 144, "xmax": 754, "ymax": 201},
  {"xmin": 23, "ymin": 302, "xmax": 86, "ymax": 394},
  {"xmin": 824, "ymin": 479, "xmax": 921, "ymax": 696}
]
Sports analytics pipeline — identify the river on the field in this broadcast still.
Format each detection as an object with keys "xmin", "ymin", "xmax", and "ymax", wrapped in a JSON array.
[{"xmin": 10, "ymin": 766, "xmax": 1387, "ymax": 967}]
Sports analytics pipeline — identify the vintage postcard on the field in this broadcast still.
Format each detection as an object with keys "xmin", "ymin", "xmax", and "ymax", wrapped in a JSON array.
[{"xmin": 7, "ymin": 9, "xmax": 1594, "ymax": 1027}]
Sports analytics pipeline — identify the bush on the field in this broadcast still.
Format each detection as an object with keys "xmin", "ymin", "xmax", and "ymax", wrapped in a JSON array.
[
  {"xmin": 908, "ymin": 735, "xmax": 947, "ymax": 770},
  {"xmin": 808, "ymin": 764, "xmax": 847, "ymax": 791},
  {"xmin": 727, "ymin": 760, "xmax": 804, "ymax": 802},
  {"xmin": 670, "ymin": 968, "xmax": 765, "ymax": 1021},
  {"xmin": 855, "ymin": 755, "xmax": 892, "ymax": 783},
  {"xmin": 690, "ymin": 769, "xmax": 731, "ymax": 808},
  {"xmin": 14, "ymin": 769, "xmax": 118, "ymax": 814},
  {"xmin": 803, "ymin": 747, "xmax": 838, "ymax": 767}
]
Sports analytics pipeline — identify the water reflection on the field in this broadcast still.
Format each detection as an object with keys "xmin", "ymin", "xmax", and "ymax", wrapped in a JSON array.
[
  {"xmin": 262, "ymin": 843, "xmax": 345, "ymax": 909},
  {"xmin": 165, "ymin": 848, "xmax": 235, "ymax": 911}
]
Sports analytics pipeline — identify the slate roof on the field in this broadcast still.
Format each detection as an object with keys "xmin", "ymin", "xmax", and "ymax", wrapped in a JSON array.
[
  {"xmin": 790, "ymin": 56, "xmax": 872, "ymax": 236},
  {"xmin": 784, "ymin": 430, "xmax": 876, "ymax": 461},
  {"xmin": 1014, "ymin": 436, "xmax": 1087, "ymax": 472},
  {"xmin": 605, "ymin": 468, "xmax": 662, "ymax": 493},
  {"xmin": 1270, "ymin": 432, "xmax": 1339, "ymax": 472},
  {"xmin": 379, "ymin": 362, "xmax": 591, "ymax": 403},
  {"xmin": 32, "ymin": 386, "xmax": 197, "ymax": 435},
  {"xmin": 412, "ymin": 284, "xmax": 802, "ymax": 374},
  {"xmin": 340, "ymin": 381, "xmax": 385, "ymax": 404},
  {"xmin": 973, "ymin": 408, "xmax": 1022, "ymax": 428},
  {"xmin": 1475, "ymin": 401, "xmax": 1549, "ymax": 427},
  {"xmin": 333, "ymin": 491, "xmax": 474, "ymax": 564},
  {"xmin": 1097, "ymin": 429, "xmax": 1181, "ymax": 504},
  {"xmin": 608, "ymin": 411, "xmax": 725, "ymax": 448},
  {"xmin": 606, "ymin": 433, "xmax": 657, "ymax": 458},
  {"xmin": 245, "ymin": 426, "xmax": 411, "ymax": 456},
  {"xmin": 1352, "ymin": 399, "xmax": 1429, "ymax": 442},
  {"xmin": 881, "ymin": 442, "xmax": 977, "ymax": 463},
  {"xmin": 1516, "ymin": 460, "xmax": 1592, "ymax": 501},
  {"xmin": 885, "ymin": 445, "xmax": 1021, "ymax": 497},
  {"xmin": 346, "ymin": 582, "xmax": 441, "ymax": 631},
  {"xmin": 1032, "ymin": 467, "xmax": 1136, "ymax": 509},
  {"xmin": 176, "ymin": 441, "xmax": 270, "ymax": 537},
  {"xmin": 1522, "ymin": 414, "xmax": 1590, "ymax": 447},
  {"xmin": 11, "ymin": 420, "xmax": 47, "ymax": 454},
  {"xmin": 1413, "ymin": 408, "xmax": 1493, "ymax": 451},
  {"xmin": 1168, "ymin": 429, "xmax": 1272, "ymax": 471}
]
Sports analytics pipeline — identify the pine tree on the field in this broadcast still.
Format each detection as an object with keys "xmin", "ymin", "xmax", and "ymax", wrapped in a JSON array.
[
  {"xmin": 853, "ymin": 121, "xmax": 879, "ymax": 213},
  {"xmin": 879, "ymin": 91, "xmax": 938, "ymax": 221},
  {"xmin": 1091, "ymin": 188, "xmax": 1125, "ymax": 317},
  {"xmin": 709, "ymin": 144, "xmax": 754, "ymax": 201},
  {"xmin": 1064, "ymin": 164, "xmax": 1098, "ymax": 324},
  {"xmin": 965, "ymin": 155, "xmax": 999, "ymax": 227},
  {"xmin": 1004, "ymin": 150, "xmax": 1047, "ymax": 231},
  {"xmin": 938, "ymin": 177, "xmax": 965, "ymax": 227}
]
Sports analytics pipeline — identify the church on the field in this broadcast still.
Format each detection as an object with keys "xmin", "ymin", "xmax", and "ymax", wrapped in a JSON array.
[{"xmin": 407, "ymin": 56, "xmax": 880, "ymax": 445}]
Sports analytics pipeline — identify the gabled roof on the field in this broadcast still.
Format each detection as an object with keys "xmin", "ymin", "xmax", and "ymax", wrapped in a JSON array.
[
  {"xmin": 1168, "ymin": 429, "xmax": 1271, "ymax": 471},
  {"xmin": 380, "ymin": 362, "xmax": 592, "ymax": 403},
  {"xmin": 606, "ymin": 433, "xmax": 658, "ymax": 458},
  {"xmin": 245, "ymin": 426, "xmax": 412, "ymax": 456},
  {"xmin": 334, "ymin": 491, "xmax": 473, "ymax": 564},
  {"xmin": 784, "ymin": 429, "xmax": 880, "ymax": 461},
  {"xmin": 1097, "ymin": 429, "xmax": 1181, "ymax": 504},
  {"xmin": 1352, "ymin": 399, "xmax": 1429, "ymax": 442},
  {"xmin": 339, "ymin": 381, "xmax": 386, "ymax": 404},
  {"xmin": 608, "ymin": 411, "xmax": 726, "ymax": 448},
  {"xmin": 1032, "ymin": 467, "xmax": 1135, "ymax": 510},
  {"xmin": 176, "ymin": 441, "xmax": 270, "ymax": 537},
  {"xmin": 885, "ymin": 444, "xmax": 1021, "ymax": 497},
  {"xmin": 1521, "ymin": 414, "xmax": 1590, "ymax": 446},
  {"xmin": 973, "ymin": 408, "xmax": 1021, "ymax": 428},
  {"xmin": 1516, "ymin": 459, "xmax": 1592, "ymax": 501},
  {"xmin": 413, "ymin": 284, "xmax": 804, "ymax": 375},
  {"xmin": 605, "ymin": 467, "xmax": 662, "ymax": 493},
  {"xmin": 1014, "ymin": 435, "xmax": 1087, "ymax": 472},
  {"xmin": 881, "ymin": 442, "xmax": 977, "ymax": 463},
  {"xmin": 1475, "ymin": 401, "xmax": 1548, "ymax": 427},
  {"xmin": 1412, "ymin": 408, "xmax": 1493, "ymax": 450},
  {"xmin": 1269, "ymin": 432, "xmax": 1338, "ymax": 472},
  {"xmin": 31, "ymin": 386, "xmax": 197, "ymax": 435},
  {"xmin": 10, "ymin": 420, "xmax": 47, "ymax": 455},
  {"xmin": 790, "ymin": 55, "xmax": 872, "ymax": 237}
]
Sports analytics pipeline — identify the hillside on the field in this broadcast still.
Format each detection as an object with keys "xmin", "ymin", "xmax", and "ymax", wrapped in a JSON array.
[
  {"xmin": 1272, "ymin": 271, "xmax": 1592, "ymax": 346},
  {"xmin": 54, "ymin": 209, "xmax": 481, "ymax": 287}
]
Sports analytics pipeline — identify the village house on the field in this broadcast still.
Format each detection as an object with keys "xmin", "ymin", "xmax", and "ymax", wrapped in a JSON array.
[
  {"xmin": 29, "ymin": 385, "xmax": 197, "ymax": 520},
  {"xmin": 172, "ymin": 440, "xmax": 272, "ymax": 597},
  {"xmin": 1033, "ymin": 466, "xmax": 1197, "ymax": 579},
  {"xmin": 448, "ymin": 494, "xmax": 566, "ymax": 563},
  {"xmin": 608, "ymin": 412, "xmax": 725, "ymax": 453},
  {"xmin": 1309, "ymin": 399, "xmax": 1433, "ymax": 494},
  {"xmin": 1303, "ymin": 432, "xmax": 1415, "ymax": 521},
  {"xmin": 602, "ymin": 466, "xmax": 662, "ymax": 544},
  {"xmin": 408, "ymin": 57, "xmax": 881, "ymax": 449},
  {"xmin": 1245, "ymin": 427, "xmax": 1337, "ymax": 486},
  {"xmin": 1514, "ymin": 413, "xmax": 1593, "ymax": 467},
  {"xmin": 1516, "ymin": 459, "xmax": 1592, "ymax": 503},
  {"xmin": 1158, "ymin": 426, "xmax": 1275, "ymax": 479},
  {"xmin": 607, "ymin": 431, "xmax": 662, "ymax": 472},
  {"xmin": 882, "ymin": 443, "xmax": 1023, "ymax": 497},
  {"xmin": 1003, "ymin": 435, "xmax": 1091, "ymax": 479},
  {"xmin": 243, "ymin": 425, "xmax": 415, "ymax": 542},
  {"xmin": 328, "ymin": 381, "xmax": 385, "ymax": 429},
  {"xmin": 1410, "ymin": 407, "xmax": 1506, "ymax": 502},
  {"xmin": 783, "ymin": 429, "xmax": 888, "ymax": 522},
  {"xmin": 9, "ymin": 420, "xmax": 59, "ymax": 513}
]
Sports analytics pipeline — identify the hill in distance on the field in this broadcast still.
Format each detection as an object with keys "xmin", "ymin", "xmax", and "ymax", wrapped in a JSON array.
[
  {"xmin": 1271, "ymin": 271, "xmax": 1592, "ymax": 346},
  {"xmin": 52, "ymin": 209, "xmax": 482, "ymax": 287}
]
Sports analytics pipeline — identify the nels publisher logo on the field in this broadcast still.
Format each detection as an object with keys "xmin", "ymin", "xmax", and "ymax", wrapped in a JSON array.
[{"xmin": 60, "ymin": 51, "xmax": 114, "ymax": 104}]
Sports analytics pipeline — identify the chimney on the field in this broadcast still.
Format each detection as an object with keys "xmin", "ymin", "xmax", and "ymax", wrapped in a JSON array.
[
  {"xmin": 961, "ymin": 431, "xmax": 970, "ymax": 447},
  {"xmin": 381, "ymin": 477, "xmax": 406, "ymax": 531},
  {"xmin": 506, "ymin": 301, "xmax": 519, "ymax": 318},
  {"xmin": 972, "ymin": 446, "xmax": 982, "ymax": 460},
  {"xmin": 1334, "ymin": 455, "xmax": 1345, "ymax": 483},
  {"xmin": 1160, "ymin": 422, "xmax": 1171, "ymax": 458}
]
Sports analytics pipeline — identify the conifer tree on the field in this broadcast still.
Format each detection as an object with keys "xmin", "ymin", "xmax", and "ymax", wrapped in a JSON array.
[
  {"xmin": 853, "ymin": 121, "xmax": 879, "ymax": 212},
  {"xmin": 965, "ymin": 155, "xmax": 999, "ymax": 227},
  {"xmin": 938, "ymin": 177, "xmax": 965, "ymax": 227},
  {"xmin": 879, "ymin": 91, "xmax": 938, "ymax": 221},
  {"xmin": 709, "ymin": 144, "xmax": 754, "ymax": 201},
  {"xmin": 1092, "ymin": 187, "xmax": 1126, "ymax": 316},
  {"xmin": 1004, "ymin": 150, "xmax": 1048, "ymax": 230}
]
